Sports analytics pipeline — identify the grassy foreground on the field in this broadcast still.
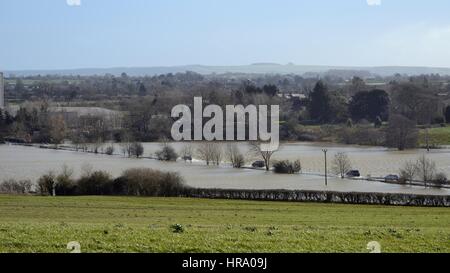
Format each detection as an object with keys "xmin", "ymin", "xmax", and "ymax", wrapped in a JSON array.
[{"xmin": 0, "ymin": 195, "xmax": 449, "ymax": 253}]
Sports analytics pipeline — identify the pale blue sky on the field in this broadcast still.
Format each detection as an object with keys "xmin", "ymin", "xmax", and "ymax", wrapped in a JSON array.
[{"xmin": 1, "ymin": 0, "xmax": 450, "ymax": 70}]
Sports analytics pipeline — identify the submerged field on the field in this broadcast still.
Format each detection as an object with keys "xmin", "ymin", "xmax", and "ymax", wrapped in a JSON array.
[{"xmin": 0, "ymin": 195, "xmax": 449, "ymax": 253}]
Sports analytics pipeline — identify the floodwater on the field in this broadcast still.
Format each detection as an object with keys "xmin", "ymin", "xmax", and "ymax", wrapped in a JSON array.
[{"xmin": 0, "ymin": 142, "xmax": 449, "ymax": 195}]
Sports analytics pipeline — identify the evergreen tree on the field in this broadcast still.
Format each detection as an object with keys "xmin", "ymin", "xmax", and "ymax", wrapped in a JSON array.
[{"xmin": 308, "ymin": 80, "xmax": 332, "ymax": 123}]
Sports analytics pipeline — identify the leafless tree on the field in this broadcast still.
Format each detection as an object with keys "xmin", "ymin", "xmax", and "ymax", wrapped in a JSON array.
[
  {"xmin": 120, "ymin": 132, "xmax": 134, "ymax": 157},
  {"xmin": 196, "ymin": 143, "xmax": 222, "ymax": 166},
  {"xmin": 416, "ymin": 154, "xmax": 437, "ymax": 186},
  {"xmin": 180, "ymin": 143, "xmax": 194, "ymax": 162},
  {"xmin": 250, "ymin": 142, "xmax": 278, "ymax": 171},
  {"xmin": 385, "ymin": 114, "xmax": 418, "ymax": 150},
  {"xmin": 211, "ymin": 144, "xmax": 223, "ymax": 165},
  {"xmin": 399, "ymin": 160, "xmax": 417, "ymax": 184},
  {"xmin": 225, "ymin": 144, "xmax": 246, "ymax": 168},
  {"xmin": 332, "ymin": 152, "xmax": 352, "ymax": 179},
  {"xmin": 49, "ymin": 114, "xmax": 67, "ymax": 145},
  {"xmin": 129, "ymin": 142, "xmax": 144, "ymax": 158},
  {"xmin": 196, "ymin": 143, "xmax": 214, "ymax": 166}
]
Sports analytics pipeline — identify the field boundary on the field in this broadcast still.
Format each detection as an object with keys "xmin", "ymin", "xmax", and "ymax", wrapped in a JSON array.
[{"xmin": 180, "ymin": 188, "xmax": 450, "ymax": 207}]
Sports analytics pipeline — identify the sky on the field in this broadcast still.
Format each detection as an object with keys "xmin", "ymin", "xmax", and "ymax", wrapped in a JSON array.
[{"xmin": 1, "ymin": 0, "xmax": 450, "ymax": 70}]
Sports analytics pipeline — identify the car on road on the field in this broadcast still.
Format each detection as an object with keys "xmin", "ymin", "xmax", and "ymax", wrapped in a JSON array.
[
  {"xmin": 252, "ymin": 161, "xmax": 266, "ymax": 168},
  {"xmin": 346, "ymin": 170, "xmax": 361, "ymax": 178},
  {"xmin": 384, "ymin": 174, "xmax": 400, "ymax": 182}
]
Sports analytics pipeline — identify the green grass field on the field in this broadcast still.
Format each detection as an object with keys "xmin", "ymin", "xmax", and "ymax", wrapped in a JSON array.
[
  {"xmin": 0, "ymin": 195, "xmax": 449, "ymax": 253},
  {"xmin": 419, "ymin": 126, "xmax": 450, "ymax": 146}
]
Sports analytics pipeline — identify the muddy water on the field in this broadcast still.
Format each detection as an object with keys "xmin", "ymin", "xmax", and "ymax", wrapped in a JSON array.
[{"xmin": 0, "ymin": 143, "xmax": 449, "ymax": 195}]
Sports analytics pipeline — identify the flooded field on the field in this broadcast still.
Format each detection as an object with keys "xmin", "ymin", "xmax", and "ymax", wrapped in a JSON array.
[{"xmin": 0, "ymin": 142, "xmax": 449, "ymax": 195}]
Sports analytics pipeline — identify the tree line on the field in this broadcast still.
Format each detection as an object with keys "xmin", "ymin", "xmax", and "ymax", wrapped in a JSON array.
[{"xmin": 1, "ymin": 73, "xmax": 450, "ymax": 150}]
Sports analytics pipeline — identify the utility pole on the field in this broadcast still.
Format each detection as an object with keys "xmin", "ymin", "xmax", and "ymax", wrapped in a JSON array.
[{"xmin": 322, "ymin": 149, "xmax": 328, "ymax": 186}]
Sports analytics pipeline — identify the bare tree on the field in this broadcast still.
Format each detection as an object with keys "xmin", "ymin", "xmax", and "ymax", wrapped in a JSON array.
[
  {"xmin": 250, "ymin": 142, "xmax": 278, "ymax": 171},
  {"xmin": 399, "ymin": 160, "xmax": 417, "ymax": 184},
  {"xmin": 385, "ymin": 114, "xmax": 418, "ymax": 150},
  {"xmin": 180, "ymin": 143, "xmax": 194, "ymax": 162},
  {"xmin": 332, "ymin": 152, "xmax": 352, "ymax": 179},
  {"xmin": 195, "ymin": 143, "xmax": 223, "ymax": 166},
  {"xmin": 129, "ymin": 142, "xmax": 144, "ymax": 158},
  {"xmin": 196, "ymin": 143, "xmax": 215, "ymax": 166},
  {"xmin": 225, "ymin": 144, "xmax": 246, "ymax": 168},
  {"xmin": 416, "ymin": 154, "xmax": 437, "ymax": 186},
  {"xmin": 211, "ymin": 144, "xmax": 223, "ymax": 166},
  {"xmin": 49, "ymin": 114, "xmax": 67, "ymax": 145},
  {"xmin": 120, "ymin": 132, "xmax": 134, "ymax": 157}
]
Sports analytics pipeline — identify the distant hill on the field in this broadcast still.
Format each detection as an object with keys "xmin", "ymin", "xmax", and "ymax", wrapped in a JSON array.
[{"xmin": 5, "ymin": 64, "xmax": 450, "ymax": 77}]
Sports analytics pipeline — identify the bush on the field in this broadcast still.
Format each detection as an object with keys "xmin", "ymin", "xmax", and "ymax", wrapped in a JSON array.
[
  {"xmin": 338, "ymin": 127, "xmax": 385, "ymax": 146},
  {"xmin": 155, "ymin": 144, "xmax": 178, "ymax": 161},
  {"xmin": 374, "ymin": 116, "xmax": 383, "ymax": 128},
  {"xmin": 105, "ymin": 145, "xmax": 115, "ymax": 155},
  {"xmin": 433, "ymin": 173, "xmax": 448, "ymax": 187},
  {"xmin": 226, "ymin": 144, "xmax": 246, "ymax": 168},
  {"xmin": 37, "ymin": 172, "xmax": 56, "ymax": 196},
  {"xmin": 433, "ymin": 116, "xmax": 445, "ymax": 125},
  {"xmin": 77, "ymin": 171, "xmax": 113, "ymax": 195},
  {"xmin": 273, "ymin": 160, "xmax": 302, "ymax": 174},
  {"xmin": 0, "ymin": 179, "xmax": 32, "ymax": 194},
  {"xmin": 231, "ymin": 154, "xmax": 245, "ymax": 168},
  {"xmin": 170, "ymin": 224, "xmax": 184, "ymax": 233},
  {"xmin": 55, "ymin": 165, "xmax": 77, "ymax": 195},
  {"xmin": 129, "ymin": 142, "xmax": 144, "ymax": 158},
  {"xmin": 35, "ymin": 166, "xmax": 187, "ymax": 197},
  {"xmin": 118, "ymin": 168, "xmax": 186, "ymax": 196}
]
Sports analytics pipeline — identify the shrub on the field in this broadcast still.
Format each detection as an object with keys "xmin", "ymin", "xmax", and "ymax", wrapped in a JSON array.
[
  {"xmin": 0, "ymin": 179, "xmax": 32, "ymax": 194},
  {"xmin": 34, "ymin": 166, "xmax": 186, "ymax": 197},
  {"xmin": 77, "ymin": 171, "xmax": 113, "ymax": 195},
  {"xmin": 433, "ymin": 116, "xmax": 445, "ymax": 125},
  {"xmin": 170, "ymin": 224, "xmax": 184, "ymax": 233},
  {"xmin": 433, "ymin": 173, "xmax": 448, "ymax": 187},
  {"xmin": 338, "ymin": 127, "xmax": 385, "ymax": 146},
  {"xmin": 129, "ymin": 142, "xmax": 144, "ymax": 158},
  {"xmin": 55, "ymin": 165, "xmax": 77, "ymax": 195},
  {"xmin": 226, "ymin": 144, "xmax": 246, "ymax": 168},
  {"xmin": 273, "ymin": 160, "xmax": 302, "ymax": 174},
  {"xmin": 105, "ymin": 145, "xmax": 115, "ymax": 155},
  {"xmin": 374, "ymin": 116, "xmax": 383, "ymax": 128},
  {"xmin": 37, "ymin": 172, "xmax": 56, "ymax": 196},
  {"xmin": 346, "ymin": 118, "xmax": 353, "ymax": 128},
  {"xmin": 155, "ymin": 144, "xmax": 178, "ymax": 161},
  {"xmin": 111, "ymin": 177, "xmax": 128, "ymax": 195},
  {"xmin": 118, "ymin": 168, "xmax": 186, "ymax": 196}
]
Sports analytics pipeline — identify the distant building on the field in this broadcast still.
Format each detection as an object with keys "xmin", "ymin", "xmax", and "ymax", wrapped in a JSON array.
[
  {"xmin": 277, "ymin": 92, "xmax": 307, "ymax": 100},
  {"xmin": 0, "ymin": 72, "xmax": 4, "ymax": 109}
]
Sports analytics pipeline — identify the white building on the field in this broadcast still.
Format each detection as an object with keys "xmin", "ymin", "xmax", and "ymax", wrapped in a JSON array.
[{"xmin": 0, "ymin": 72, "xmax": 4, "ymax": 109}]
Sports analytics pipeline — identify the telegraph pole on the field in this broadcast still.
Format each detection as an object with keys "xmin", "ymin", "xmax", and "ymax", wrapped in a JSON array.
[{"xmin": 322, "ymin": 149, "xmax": 328, "ymax": 186}]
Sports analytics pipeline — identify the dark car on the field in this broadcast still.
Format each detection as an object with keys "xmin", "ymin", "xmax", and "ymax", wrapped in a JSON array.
[
  {"xmin": 252, "ymin": 161, "xmax": 266, "ymax": 168},
  {"xmin": 384, "ymin": 174, "xmax": 399, "ymax": 182},
  {"xmin": 182, "ymin": 156, "xmax": 193, "ymax": 162},
  {"xmin": 346, "ymin": 170, "xmax": 361, "ymax": 177}
]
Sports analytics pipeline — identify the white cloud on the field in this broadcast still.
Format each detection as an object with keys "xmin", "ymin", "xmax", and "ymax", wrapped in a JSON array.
[
  {"xmin": 367, "ymin": 0, "xmax": 381, "ymax": 6},
  {"xmin": 66, "ymin": 0, "xmax": 81, "ymax": 6}
]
